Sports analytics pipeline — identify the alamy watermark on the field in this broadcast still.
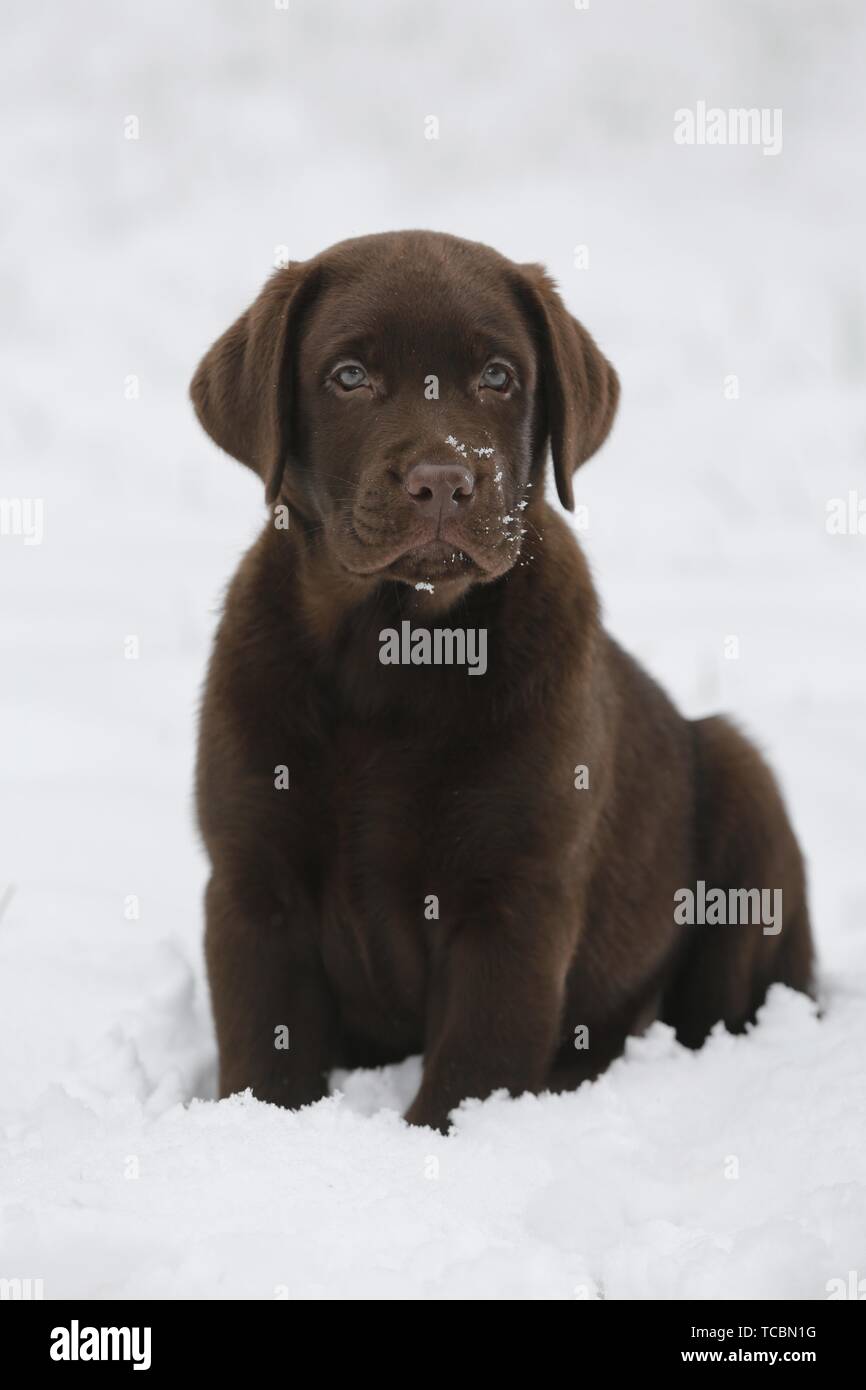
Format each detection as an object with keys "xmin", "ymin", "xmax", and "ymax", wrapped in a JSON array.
[
  {"xmin": 50, "ymin": 1321, "xmax": 151, "ymax": 1370},
  {"xmin": 0, "ymin": 497, "xmax": 44, "ymax": 545},
  {"xmin": 379, "ymin": 621, "xmax": 487, "ymax": 676},
  {"xmin": 674, "ymin": 881, "xmax": 782, "ymax": 936},
  {"xmin": 1, "ymin": 1276, "xmax": 43, "ymax": 1300},
  {"xmin": 674, "ymin": 102, "xmax": 782, "ymax": 157},
  {"xmin": 826, "ymin": 491, "xmax": 865, "ymax": 535}
]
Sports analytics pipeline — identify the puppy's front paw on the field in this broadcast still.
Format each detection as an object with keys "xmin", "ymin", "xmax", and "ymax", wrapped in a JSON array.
[{"xmin": 404, "ymin": 1096, "xmax": 453, "ymax": 1134}]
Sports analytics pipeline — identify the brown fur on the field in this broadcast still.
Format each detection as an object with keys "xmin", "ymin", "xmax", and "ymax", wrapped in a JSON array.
[{"xmin": 191, "ymin": 231, "xmax": 813, "ymax": 1131}]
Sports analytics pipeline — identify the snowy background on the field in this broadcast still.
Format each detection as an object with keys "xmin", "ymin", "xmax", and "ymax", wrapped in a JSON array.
[{"xmin": 1, "ymin": 0, "xmax": 865, "ymax": 1299}]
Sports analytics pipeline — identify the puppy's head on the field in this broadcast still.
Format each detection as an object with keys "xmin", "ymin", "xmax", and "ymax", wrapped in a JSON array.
[{"xmin": 191, "ymin": 231, "xmax": 618, "ymax": 589}]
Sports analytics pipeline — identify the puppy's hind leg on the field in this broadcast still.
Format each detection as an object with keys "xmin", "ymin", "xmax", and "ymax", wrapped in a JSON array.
[{"xmin": 663, "ymin": 715, "xmax": 815, "ymax": 1049}]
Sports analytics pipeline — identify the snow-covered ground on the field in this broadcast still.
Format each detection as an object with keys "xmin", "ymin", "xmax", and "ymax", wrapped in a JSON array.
[{"xmin": 1, "ymin": 0, "xmax": 864, "ymax": 1299}]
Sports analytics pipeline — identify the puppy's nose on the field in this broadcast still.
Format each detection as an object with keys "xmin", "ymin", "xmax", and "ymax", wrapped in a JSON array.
[{"xmin": 405, "ymin": 461, "xmax": 475, "ymax": 515}]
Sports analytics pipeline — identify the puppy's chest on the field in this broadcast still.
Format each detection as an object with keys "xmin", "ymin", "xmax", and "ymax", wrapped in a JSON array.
[{"xmin": 314, "ymin": 725, "xmax": 456, "ymax": 1036}]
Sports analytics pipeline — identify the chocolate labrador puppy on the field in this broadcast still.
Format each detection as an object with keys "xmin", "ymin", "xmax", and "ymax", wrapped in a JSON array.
[{"xmin": 191, "ymin": 230, "xmax": 813, "ymax": 1132}]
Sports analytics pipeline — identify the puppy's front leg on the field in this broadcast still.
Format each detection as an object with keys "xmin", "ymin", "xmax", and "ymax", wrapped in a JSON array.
[
  {"xmin": 205, "ymin": 873, "xmax": 338, "ymax": 1109},
  {"xmin": 405, "ymin": 910, "xmax": 570, "ymax": 1132}
]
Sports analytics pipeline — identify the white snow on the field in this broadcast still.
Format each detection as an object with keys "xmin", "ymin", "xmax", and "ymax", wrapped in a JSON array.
[{"xmin": 1, "ymin": 0, "xmax": 865, "ymax": 1300}]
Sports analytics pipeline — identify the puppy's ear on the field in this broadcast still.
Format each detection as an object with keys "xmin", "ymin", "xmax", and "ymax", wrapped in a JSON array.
[
  {"xmin": 190, "ymin": 262, "xmax": 320, "ymax": 504},
  {"xmin": 517, "ymin": 265, "xmax": 619, "ymax": 511}
]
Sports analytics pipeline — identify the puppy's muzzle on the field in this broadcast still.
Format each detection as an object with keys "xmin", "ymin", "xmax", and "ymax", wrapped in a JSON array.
[{"xmin": 405, "ymin": 461, "xmax": 475, "ymax": 523}]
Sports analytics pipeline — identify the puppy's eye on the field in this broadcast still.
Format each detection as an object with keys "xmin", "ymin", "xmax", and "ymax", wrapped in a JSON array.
[
  {"xmin": 333, "ymin": 363, "xmax": 369, "ymax": 391},
  {"xmin": 480, "ymin": 362, "xmax": 511, "ymax": 392}
]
